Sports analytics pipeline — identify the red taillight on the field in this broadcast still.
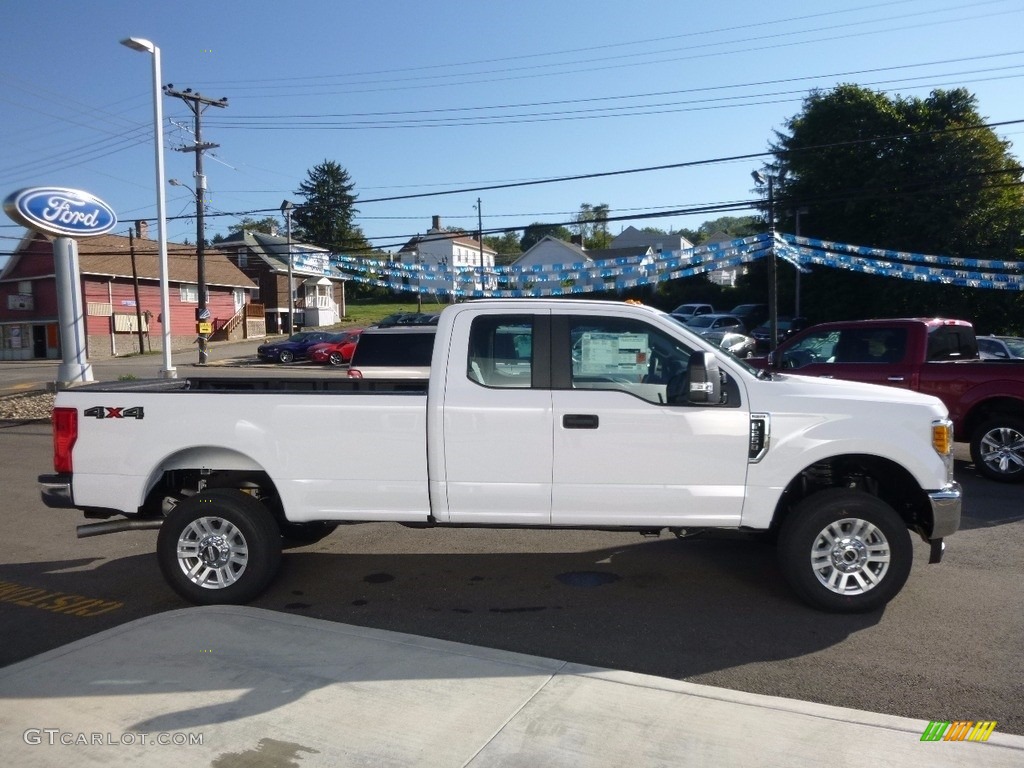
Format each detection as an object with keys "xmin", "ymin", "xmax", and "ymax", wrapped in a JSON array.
[
  {"xmin": 347, "ymin": 369, "xmax": 363, "ymax": 379},
  {"xmin": 52, "ymin": 407, "xmax": 78, "ymax": 474}
]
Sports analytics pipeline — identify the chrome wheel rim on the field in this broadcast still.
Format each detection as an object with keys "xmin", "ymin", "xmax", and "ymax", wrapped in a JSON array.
[
  {"xmin": 979, "ymin": 426, "xmax": 1024, "ymax": 476},
  {"xmin": 176, "ymin": 516, "xmax": 248, "ymax": 590},
  {"xmin": 810, "ymin": 517, "xmax": 890, "ymax": 595}
]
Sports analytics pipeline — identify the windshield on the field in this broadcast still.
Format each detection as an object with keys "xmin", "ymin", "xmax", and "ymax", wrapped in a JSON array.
[{"xmin": 1002, "ymin": 337, "xmax": 1024, "ymax": 357}]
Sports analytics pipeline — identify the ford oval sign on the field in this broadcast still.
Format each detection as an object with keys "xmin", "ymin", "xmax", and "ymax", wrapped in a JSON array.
[{"xmin": 4, "ymin": 187, "xmax": 117, "ymax": 237}]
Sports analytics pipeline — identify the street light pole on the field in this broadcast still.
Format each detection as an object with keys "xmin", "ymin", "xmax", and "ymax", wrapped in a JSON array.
[
  {"xmin": 752, "ymin": 170, "xmax": 778, "ymax": 352},
  {"xmin": 280, "ymin": 200, "xmax": 294, "ymax": 333},
  {"xmin": 120, "ymin": 36, "xmax": 175, "ymax": 378}
]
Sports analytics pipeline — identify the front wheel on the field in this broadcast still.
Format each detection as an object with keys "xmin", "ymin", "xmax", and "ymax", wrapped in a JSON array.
[
  {"xmin": 969, "ymin": 416, "xmax": 1024, "ymax": 483},
  {"xmin": 277, "ymin": 349, "xmax": 295, "ymax": 364},
  {"xmin": 777, "ymin": 489, "xmax": 911, "ymax": 613},
  {"xmin": 328, "ymin": 351, "xmax": 344, "ymax": 366},
  {"xmin": 157, "ymin": 489, "xmax": 282, "ymax": 605}
]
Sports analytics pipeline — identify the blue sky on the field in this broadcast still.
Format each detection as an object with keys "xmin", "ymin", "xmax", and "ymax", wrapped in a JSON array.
[{"xmin": 2, "ymin": 0, "xmax": 1023, "ymax": 256}]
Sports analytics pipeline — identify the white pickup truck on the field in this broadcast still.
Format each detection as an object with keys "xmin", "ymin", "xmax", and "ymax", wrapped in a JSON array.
[{"xmin": 39, "ymin": 299, "xmax": 961, "ymax": 613}]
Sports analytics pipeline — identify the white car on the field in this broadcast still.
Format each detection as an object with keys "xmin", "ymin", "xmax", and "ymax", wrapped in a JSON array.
[{"xmin": 976, "ymin": 335, "xmax": 1024, "ymax": 360}]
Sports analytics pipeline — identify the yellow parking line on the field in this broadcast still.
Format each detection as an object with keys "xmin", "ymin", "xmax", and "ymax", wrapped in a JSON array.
[{"xmin": 0, "ymin": 580, "xmax": 123, "ymax": 617}]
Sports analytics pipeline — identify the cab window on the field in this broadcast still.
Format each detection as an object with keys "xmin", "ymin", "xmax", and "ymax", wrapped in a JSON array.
[
  {"xmin": 567, "ymin": 316, "xmax": 695, "ymax": 405},
  {"xmin": 467, "ymin": 315, "xmax": 535, "ymax": 388}
]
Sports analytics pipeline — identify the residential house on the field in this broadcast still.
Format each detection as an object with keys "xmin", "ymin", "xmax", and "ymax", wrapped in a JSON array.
[
  {"xmin": 511, "ymin": 236, "xmax": 654, "ymax": 294},
  {"xmin": 0, "ymin": 222, "xmax": 257, "ymax": 361},
  {"xmin": 609, "ymin": 225, "xmax": 694, "ymax": 254},
  {"xmin": 395, "ymin": 216, "xmax": 497, "ymax": 296},
  {"xmin": 212, "ymin": 229, "xmax": 349, "ymax": 334}
]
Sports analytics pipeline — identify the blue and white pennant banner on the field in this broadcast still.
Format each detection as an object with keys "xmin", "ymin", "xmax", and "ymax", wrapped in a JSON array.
[{"xmin": 328, "ymin": 232, "xmax": 1024, "ymax": 296}]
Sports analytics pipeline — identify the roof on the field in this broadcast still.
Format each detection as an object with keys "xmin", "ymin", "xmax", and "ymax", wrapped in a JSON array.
[
  {"xmin": 1, "ymin": 231, "xmax": 255, "ymax": 289},
  {"xmin": 212, "ymin": 229, "xmax": 348, "ymax": 279},
  {"xmin": 398, "ymin": 231, "xmax": 497, "ymax": 256},
  {"xmin": 610, "ymin": 226, "xmax": 693, "ymax": 251},
  {"xmin": 511, "ymin": 236, "xmax": 590, "ymax": 267}
]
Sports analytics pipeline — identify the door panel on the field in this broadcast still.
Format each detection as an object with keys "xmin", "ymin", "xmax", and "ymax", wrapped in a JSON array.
[{"xmin": 551, "ymin": 389, "xmax": 749, "ymax": 526}]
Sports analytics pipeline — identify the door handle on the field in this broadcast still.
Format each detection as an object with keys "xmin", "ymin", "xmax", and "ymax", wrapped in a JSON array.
[
  {"xmin": 563, "ymin": 414, "xmax": 599, "ymax": 429},
  {"xmin": 887, "ymin": 376, "xmax": 905, "ymax": 382}
]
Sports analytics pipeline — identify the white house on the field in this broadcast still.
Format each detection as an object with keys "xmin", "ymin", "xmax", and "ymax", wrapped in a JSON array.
[
  {"xmin": 396, "ymin": 216, "xmax": 497, "ymax": 295},
  {"xmin": 512, "ymin": 236, "xmax": 654, "ymax": 294}
]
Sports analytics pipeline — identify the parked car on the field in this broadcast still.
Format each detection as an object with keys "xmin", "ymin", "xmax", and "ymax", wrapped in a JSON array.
[
  {"xmin": 701, "ymin": 330, "xmax": 757, "ymax": 358},
  {"xmin": 684, "ymin": 313, "xmax": 745, "ymax": 334},
  {"xmin": 976, "ymin": 335, "xmax": 1024, "ymax": 360},
  {"xmin": 307, "ymin": 329, "xmax": 364, "ymax": 366},
  {"xmin": 347, "ymin": 326, "xmax": 436, "ymax": 379},
  {"xmin": 375, "ymin": 312, "xmax": 441, "ymax": 328},
  {"xmin": 256, "ymin": 331, "xmax": 338, "ymax": 364},
  {"xmin": 669, "ymin": 303, "xmax": 715, "ymax": 322},
  {"xmin": 751, "ymin": 316, "xmax": 810, "ymax": 351},
  {"xmin": 729, "ymin": 303, "xmax": 769, "ymax": 332}
]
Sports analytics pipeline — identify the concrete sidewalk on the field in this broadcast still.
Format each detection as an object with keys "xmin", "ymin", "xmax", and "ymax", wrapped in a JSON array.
[{"xmin": 1, "ymin": 607, "xmax": 1020, "ymax": 767}]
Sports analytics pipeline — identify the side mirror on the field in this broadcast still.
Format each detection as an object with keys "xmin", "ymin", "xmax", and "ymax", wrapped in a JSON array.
[
  {"xmin": 687, "ymin": 351, "xmax": 721, "ymax": 403},
  {"xmin": 666, "ymin": 351, "xmax": 723, "ymax": 405}
]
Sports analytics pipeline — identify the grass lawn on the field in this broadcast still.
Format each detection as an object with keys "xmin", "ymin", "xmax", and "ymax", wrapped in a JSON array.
[{"xmin": 334, "ymin": 297, "xmax": 451, "ymax": 329}]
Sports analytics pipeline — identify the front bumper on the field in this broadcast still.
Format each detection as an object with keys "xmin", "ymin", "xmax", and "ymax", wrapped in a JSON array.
[{"xmin": 927, "ymin": 481, "xmax": 962, "ymax": 539}]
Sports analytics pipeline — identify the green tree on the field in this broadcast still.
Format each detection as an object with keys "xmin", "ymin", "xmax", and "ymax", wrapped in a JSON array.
[
  {"xmin": 520, "ymin": 222, "xmax": 572, "ymax": 251},
  {"xmin": 696, "ymin": 216, "xmax": 759, "ymax": 242},
  {"xmin": 766, "ymin": 84, "xmax": 1024, "ymax": 328},
  {"xmin": 230, "ymin": 216, "xmax": 281, "ymax": 235},
  {"xmin": 572, "ymin": 202, "xmax": 612, "ymax": 248},
  {"xmin": 484, "ymin": 231, "xmax": 522, "ymax": 264},
  {"xmin": 292, "ymin": 160, "xmax": 370, "ymax": 254}
]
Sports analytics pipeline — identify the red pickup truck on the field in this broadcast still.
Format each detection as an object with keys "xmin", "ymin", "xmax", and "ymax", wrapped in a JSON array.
[{"xmin": 762, "ymin": 318, "xmax": 1024, "ymax": 482}]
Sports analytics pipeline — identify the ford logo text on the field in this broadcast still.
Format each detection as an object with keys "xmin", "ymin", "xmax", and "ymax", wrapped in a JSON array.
[{"xmin": 3, "ymin": 187, "xmax": 117, "ymax": 237}]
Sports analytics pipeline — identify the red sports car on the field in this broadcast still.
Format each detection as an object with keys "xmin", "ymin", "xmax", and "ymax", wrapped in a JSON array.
[{"xmin": 307, "ymin": 329, "xmax": 363, "ymax": 366}]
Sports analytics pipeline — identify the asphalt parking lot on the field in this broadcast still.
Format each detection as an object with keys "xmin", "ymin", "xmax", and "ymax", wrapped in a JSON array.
[{"xmin": 1, "ymin": 342, "xmax": 1022, "ymax": 736}]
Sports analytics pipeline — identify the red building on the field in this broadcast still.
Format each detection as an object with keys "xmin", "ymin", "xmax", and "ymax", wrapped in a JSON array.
[{"xmin": 0, "ymin": 221, "xmax": 259, "ymax": 360}]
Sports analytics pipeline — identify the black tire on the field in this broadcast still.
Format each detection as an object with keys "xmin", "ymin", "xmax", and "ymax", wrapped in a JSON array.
[
  {"xmin": 157, "ymin": 489, "xmax": 282, "ymax": 605},
  {"xmin": 279, "ymin": 521, "xmax": 338, "ymax": 549},
  {"xmin": 777, "ymin": 489, "xmax": 912, "ymax": 613},
  {"xmin": 278, "ymin": 349, "xmax": 294, "ymax": 364},
  {"xmin": 328, "ymin": 351, "xmax": 344, "ymax": 367},
  {"xmin": 969, "ymin": 415, "xmax": 1024, "ymax": 483}
]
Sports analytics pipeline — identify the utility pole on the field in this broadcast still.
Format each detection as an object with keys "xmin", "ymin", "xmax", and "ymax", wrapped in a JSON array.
[
  {"xmin": 164, "ymin": 85, "xmax": 228, "ymax": 364},
  {"xmin": 476, "ymin": 197, "xmax": 484, "ymax": 295},
  {"xmin": 128, "ymin": 229, "xmax": 146, "ymax": 354}
]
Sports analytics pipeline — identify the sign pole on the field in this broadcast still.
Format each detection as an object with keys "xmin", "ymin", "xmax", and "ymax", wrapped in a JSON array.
[{"xmin": 52, "ymin": 237, "xmax": 93, "ymax": 383}]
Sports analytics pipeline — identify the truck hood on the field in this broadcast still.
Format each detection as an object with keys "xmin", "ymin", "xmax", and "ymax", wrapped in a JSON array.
[{"xmin": 762, "ymin": 371, "xmax": 949, "ymax": 418}]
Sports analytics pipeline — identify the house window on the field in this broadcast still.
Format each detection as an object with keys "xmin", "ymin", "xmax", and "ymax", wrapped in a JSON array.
[
  {"xmin": 18, "ymin": 281, "xmax": 32, "ymax": 295},
  {"xmin": 179, "ymin": 284, "xmax": 208, "ymax": 304},
  {"xmin": 237, "ymin": 249, "xmax": 247, "ymax": 268}
]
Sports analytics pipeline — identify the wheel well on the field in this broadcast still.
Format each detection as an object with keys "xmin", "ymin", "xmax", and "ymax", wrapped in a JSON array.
[
  {"xmin": 962, "ymin": 397, "xmax": 1024, "ymax": 442},
  {"xmin": 143, "ymin": 468, "xmax": 285, "ymax": 525},
  {"xmin": 772, "ymin": 454, "xmax": 932, "ymax": 537}
]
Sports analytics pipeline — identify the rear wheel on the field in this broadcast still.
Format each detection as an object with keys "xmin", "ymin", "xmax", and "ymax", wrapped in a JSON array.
[
  {"xmin": 777, "ymin": 489, "xmax": 911, "ymax": 613},
  {"xmin": 157, "ymin": 489, "xmax": 282, "ymax": 605},
  {"xmin": 970, "ymin": 416, "xmax": 1024, "ymax": 483}
]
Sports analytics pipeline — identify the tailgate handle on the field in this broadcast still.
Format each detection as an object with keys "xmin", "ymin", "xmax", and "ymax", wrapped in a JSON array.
[{"xmin": 563, "ymin": 414, "xmax": 599, "ymax": 429}]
